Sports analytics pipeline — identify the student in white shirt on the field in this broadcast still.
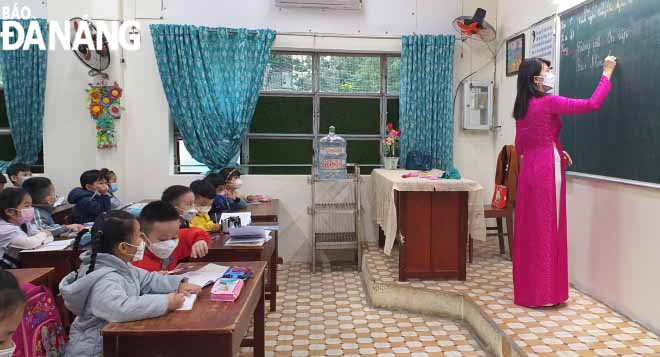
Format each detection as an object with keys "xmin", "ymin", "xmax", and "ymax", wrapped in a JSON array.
[{"xmin": 0, "ymin": 187, "xmax": 53, "ymax": 268}]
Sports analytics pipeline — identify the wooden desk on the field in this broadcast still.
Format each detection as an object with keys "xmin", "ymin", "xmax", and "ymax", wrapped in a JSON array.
[
  {"xmin": 8, "ymin": 268, "xmax": 55, "ymax": 290},
  {"xmin": 371, "ymin": 169, "xmax": 486, "ymax": 282},
  {"xmin": 193, "ymin": 231, "xmax": 278, "ymax": 312},
  {"xmin": 395, "ymin": 190, "xmax": 468, "ymax": 281},
  {"xmin": 52, "ymin": 203, "xmax": 74, "ymax": 225},
  {"xmin": 245, "ymin": 199, "xmax": 279, "ymax": 223},
  {"xmin": 103, "ymin": 261, "xmax": 266, "ymax": 357},
  {"xmin": 19, "ymin": 246, "xmax": 78, "ymax": 293}
]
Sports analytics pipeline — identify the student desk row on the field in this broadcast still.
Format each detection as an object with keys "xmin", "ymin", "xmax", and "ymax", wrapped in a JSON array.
[
  {"xmin": 103, "ymin": 261, "xmax": 266, "ymax": 357},
  {"xmin": 19, "ymin": 225, "xmax": 279, "ymax": 312}
]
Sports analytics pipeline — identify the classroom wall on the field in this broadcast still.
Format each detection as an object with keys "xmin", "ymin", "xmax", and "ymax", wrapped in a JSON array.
[
  {"xmin": 37, "ymin": 0, "xmax": 501, "ymax": 264},
  {"xmin": 496, "ymin": 0, "xmax": 660, "ymax": 334}
]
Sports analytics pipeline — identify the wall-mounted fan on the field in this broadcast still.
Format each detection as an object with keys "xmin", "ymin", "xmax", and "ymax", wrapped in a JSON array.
[
  {"xmin": 452, "ymin": 8, "xmax": 497, "ymax": 43},
  {"xmin": 70, "ymin": 17, "xmax": 111, "ymax": 78}
]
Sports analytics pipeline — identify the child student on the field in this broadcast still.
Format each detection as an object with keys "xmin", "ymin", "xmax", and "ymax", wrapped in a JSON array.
[
  {"xmin": 67, "ymin": 170, "xmax": 112, "ymax": 224},
  {"xmin": 0, "ymin": 188, "xmax": 53, "ymax": 268},
  {"xmin": 0, "ymin": 270, "xmax": 25, "ymax": 356},
  {"xmin": 104, "ymin": 169, "xmax": 123, "ymax": 210},
  {"xmin": 23, "ymin": 177, "xmax": 85, "ymax": 236},
  {"xmin": 161, "ymin": 185, "xmax": 196, "ymax": 229},
  {"xmin": 60, "ymin": 211, "xmax": 201, "ymax": 357},
  {"xmin": 6, "ymin": 163, "xmax": 32, "ymax": 187},
  {"xmin": 189, "ymin": 180, "xmax": 220, "ymax": 232},
  {"xmin": 133, "ymin": 200, "xmax": 210, "ymax": 272}
]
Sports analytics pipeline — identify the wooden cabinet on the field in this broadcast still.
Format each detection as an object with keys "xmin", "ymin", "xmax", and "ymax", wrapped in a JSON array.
[{"xmin": 395, "ymin": 190, "xmax": 468, "ymax": 281}]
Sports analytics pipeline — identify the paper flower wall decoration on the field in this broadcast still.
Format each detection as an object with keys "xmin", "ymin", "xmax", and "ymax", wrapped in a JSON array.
[{"xmin": 87, "ymin": 81, "xmax": 123, "ymax": 149}]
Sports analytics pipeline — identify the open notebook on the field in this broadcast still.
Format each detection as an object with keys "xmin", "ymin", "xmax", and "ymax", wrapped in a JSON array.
[{"xmin": 180, "ymin": 263, "xmax": 229, "ymax": 288}]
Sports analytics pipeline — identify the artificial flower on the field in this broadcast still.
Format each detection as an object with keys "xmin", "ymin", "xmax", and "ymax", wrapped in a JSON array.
[
  {"xmin": 88, "ymin": 89, "xmax": 101, "ymax": 103},
  {"xmin": 101, "ymin": 96, "xmax": 112, "ymax": 106},
  {"xmin": 89, "ymin": 103, "xmax": 103, "ymax": 117},
  {"xmin": 386, "ymin": 123, "xmax": 393, "ymax": 131},
  {"xmin": 109, "ymin": 84, "xmax": 122, "ymax": 99},
  {"xmin": 109, "ymin": 103, "xmax": 121, "ymax": 118}
]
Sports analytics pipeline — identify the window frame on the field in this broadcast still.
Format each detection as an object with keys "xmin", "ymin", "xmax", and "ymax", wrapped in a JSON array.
[
  {"xmin": 0, "ymin": 87, "xmax": 45, "ymax": 173},
  {"xmin": 173, "ymin": 51, "xmax": 400, "ymax": 175}
]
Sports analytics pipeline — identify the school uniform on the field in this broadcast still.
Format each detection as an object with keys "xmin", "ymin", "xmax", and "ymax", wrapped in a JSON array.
[
  {"xmin": 132, "ymin": 227, "xmax": 211, "ymax": 272},
  {"xmin": 60, "ymin": 251, "xmax": 183, "ymax": 357}
]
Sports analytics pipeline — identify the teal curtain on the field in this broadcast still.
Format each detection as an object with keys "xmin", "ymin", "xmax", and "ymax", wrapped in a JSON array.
[
  {"xmin": 399, "ymin": 34, "xmax": 455, "ymax": 170},
  {"xmin": 0, "ymin": 19, "xmax": 48, "ymax": 172},
  {"xmin": 150, "ymin": 25, "xmax": 275, "ymax": 170}
]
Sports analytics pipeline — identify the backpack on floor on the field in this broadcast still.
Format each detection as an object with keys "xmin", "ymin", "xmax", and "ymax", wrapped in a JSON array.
[{"xmin": 11, "ymin": 283, "xmax": 67, "ymax": 357}]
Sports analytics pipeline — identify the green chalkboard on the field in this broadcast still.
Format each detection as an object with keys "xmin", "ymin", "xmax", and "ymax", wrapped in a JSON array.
[{"xmin": 559, "ymin": 0, "xmax": 660, "ymax": 184}]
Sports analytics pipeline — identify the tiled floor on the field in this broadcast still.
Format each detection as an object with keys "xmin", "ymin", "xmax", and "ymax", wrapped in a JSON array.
[
  {"xmin": 364, "ymin": 239, "xmax": 660, "ymax": 356},
  {"xmin": 241, "ymin": 263, "xmax": 488, "ymax": 356}
]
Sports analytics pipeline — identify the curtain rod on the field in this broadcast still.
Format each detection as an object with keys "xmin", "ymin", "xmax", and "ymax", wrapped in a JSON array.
[{"xmin": 205, "ymin": 29, "xmax": 402, "ymax": 40}]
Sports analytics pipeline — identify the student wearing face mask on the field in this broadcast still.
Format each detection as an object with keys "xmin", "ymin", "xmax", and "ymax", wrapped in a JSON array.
[
  {"xmin": 512, "ymin": 55, "xmax": 617, "ymax": 308},
  {"xmin": 104, "ymin": 169, "xmax": 123, "ymax": 210},
  {"xmin": 60, "ymin": 211, "xmax": 201, "ymax": 357},
  {"xmin": 161, "ymin": 185, "xmax": 197, "ymax": 228},
  {"xmin": 0, "ymin": 188, "xmax": 53, "ymax": 268},
  {"xmin": 189, "ymin": 180, "xmax": 221, "ymax": 232},
  {"xmin": 132, "ymin": 200, "xmax": 210, "ymax": 272},
  {"xmin": 211, "ymin": 168, "xmax": 255, "ymax": 213},
  {"xmin": 68, "ymin": 170, "xmax": 112, "ymax": 224},
  {"xmin": 23, "ymin": 177, "xmax": 85, "ymax": 236},
  {"xmin": 6, "ymin": 163, "xmax": 32, "ymax": 187}
]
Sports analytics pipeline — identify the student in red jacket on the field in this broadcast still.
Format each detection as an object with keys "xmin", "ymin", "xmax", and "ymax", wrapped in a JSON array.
[{"xmin": 132, "ymin": 200, "xmax": 210, "ymax": 272}]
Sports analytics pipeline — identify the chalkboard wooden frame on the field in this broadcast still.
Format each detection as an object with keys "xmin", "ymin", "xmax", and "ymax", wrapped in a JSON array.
[{"xmin": 506, "ymin": 33, "xmax": 525, "ymax": 76}]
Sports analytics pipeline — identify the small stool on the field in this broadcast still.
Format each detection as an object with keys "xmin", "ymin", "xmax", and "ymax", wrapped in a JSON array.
[{"xmin": 469, "ymin": 204, "xmax": 514, "ymax": 263}]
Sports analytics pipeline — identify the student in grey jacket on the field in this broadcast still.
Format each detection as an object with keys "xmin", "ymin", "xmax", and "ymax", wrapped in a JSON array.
[
  {"xmin": 22, "ymin": 177, "xmax": 85, "ymax": 237},
  {"xmin": 59, "ymin": 211, "xmax": 201, "ymax": 357}
]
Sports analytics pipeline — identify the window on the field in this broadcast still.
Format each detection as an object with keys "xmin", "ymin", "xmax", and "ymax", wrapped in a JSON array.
[
  {"xmin": 0, "ymin": 85, "xmax": 44, "ymax": 173},
  {"xmin": 173, "ymin": 52, "xmax": 400, "ymax": 175}
]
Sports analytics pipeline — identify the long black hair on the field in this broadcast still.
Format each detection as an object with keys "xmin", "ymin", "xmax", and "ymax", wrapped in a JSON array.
[
  {"xmin": 0, "ymin": 187, "xmax": 29, "ymax": 221},
  {"xmin": 73, "ymin": 210, "xmax": 137, "ymax": 277},
  {"xmin": 513, "ymin": 58, "xmax": 551, "ymax": 120},
  {"xmin": 0, "ymin": 269, "xmax": 25, "ymax": 320}
]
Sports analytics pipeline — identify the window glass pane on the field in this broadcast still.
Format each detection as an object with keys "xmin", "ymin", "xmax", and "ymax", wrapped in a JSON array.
[
  {"xmin": 0, "ymin": 135, "xmax": 15, "ymax": 161},
  {"xmin": 347, "ymin": 140, "xmax": 380, "ymax": 175},
  {"xmin": 0, "ymin": 135, "xmax": 44, "ymax": 173},
  {"xmin": 386, "ymin": 98, "xmax": 400, "ymax": 132},
  {"xmin": 177, "ymin": 140, "xmax": 209, "ymax": 174},
  {"xmin": 262, "ymin": 53, "xmax": 312, "ymax": 92},
  {"xmin": 251, "ymin": 96, "xmax": 313, "ymax": 134},
  {"xmin": 320, "ymin": 98, "xmax": 380, "ymax": 135},
  {"xmin": 320, "ymin": 55, "xmax": 380, "ymax": 93},
  {"xmin": 387, "ymin": 57, "xmax": 401, "ymax": 94},
  {"xmin": 248, "ymin": 139, "xmax": 312, "ymax": 175},
  {"xmin": 0, "ymin": 91, "xmax": 7, "ymax": 127}
]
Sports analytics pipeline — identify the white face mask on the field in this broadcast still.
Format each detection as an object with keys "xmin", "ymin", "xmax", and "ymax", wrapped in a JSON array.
[
  {"xmin": 180, "ymin": 208, "xmax": 197, "ymax": 221},
  {"xmin": 0, "ymin": 343, "xmax": 16, "ymax": 357},
  {"xmin": 231, "ymin": 179, "xmax": 243, "ymax": 189},
  {"xmin": 537, "ymin": 72, "xmax": 555, "ymax": 93},
  {"xmin": 123, "ymin": 240, "xmax": 145, "ymax": 262},
  {"xmin": 198, "ymin": 206, "xmax": 211, "ymax": 214},
  {"xmin": 147, "ymin": 238, "xmax": 179, "ymax": 259}
]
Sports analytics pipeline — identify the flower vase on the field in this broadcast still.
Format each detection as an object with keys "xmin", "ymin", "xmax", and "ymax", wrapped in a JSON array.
[{"xmin": 384, "ymin": 157, "xmax": 399, "ymax": 170}]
